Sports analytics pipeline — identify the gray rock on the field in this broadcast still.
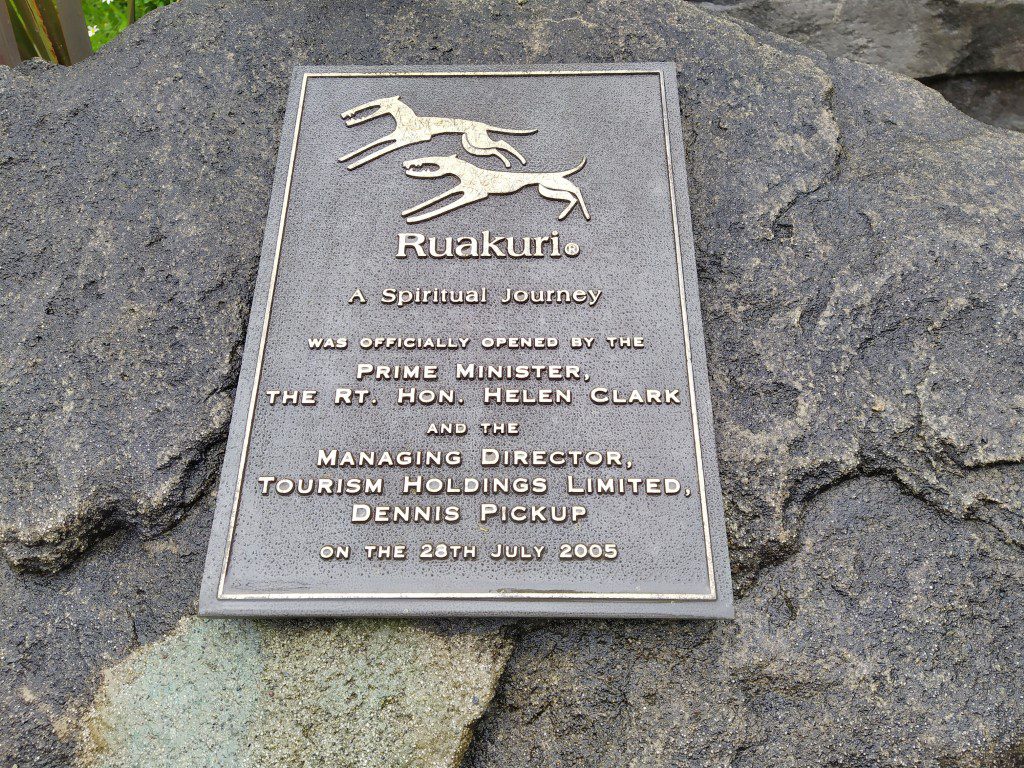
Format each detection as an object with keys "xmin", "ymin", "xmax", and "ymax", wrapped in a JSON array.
[
  {"xmin": 688, "ymin": 0, "xmax": 1024, "ymax": 130},
  {"xmin": 926, "ymin": 73, "xmax": 1024, "ymax": 132},
  {"xmin": 1, "ymin": 1, "xmax": 1022, "ymax": 766},
  {"xmin": 692, "ymin": 0, "xmax": 1024, "ymax": 79},
  {"xmin": 0, "ymin": 494, "xmax": 217, "ymax": 767},
  {"xmin": 468, "ymin": 478, "xmax": 1024, "ymax": 766},
  {"xmin": 79, "ymin": 617, "xmax": 511, "ymax": 768},
  {"xmin": 0, "ymin": 45, "xmax": 270, "ymax": 574}
]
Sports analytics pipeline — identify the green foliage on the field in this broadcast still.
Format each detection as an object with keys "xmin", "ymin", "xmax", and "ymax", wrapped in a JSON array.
[{"xmin": 82, "ymin": 0, "xmax": 175, "ymax": 50}]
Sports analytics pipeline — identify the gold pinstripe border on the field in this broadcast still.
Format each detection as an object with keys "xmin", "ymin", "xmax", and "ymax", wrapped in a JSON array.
[{"xmin": 217, "ymin": 68, "xmax": 718, "ymax": 602}]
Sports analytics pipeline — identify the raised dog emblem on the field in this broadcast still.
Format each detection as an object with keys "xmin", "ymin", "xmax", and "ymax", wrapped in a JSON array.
[
  {"xmin": 401, "ymin": 155, "xmax": 591, "ymax": 224},
  {"xmin": 340, "ymin": 96, "xmax": 537, "ymax": 170}
]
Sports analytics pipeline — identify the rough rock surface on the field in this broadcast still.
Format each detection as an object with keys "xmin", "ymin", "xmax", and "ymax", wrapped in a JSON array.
[
  {"xmin": 469, "ymin": 479, "xmax": 1024, "ymax": 766},
  {"xmin": 691, "ymin": 0, "xmax": 1024, "ymax": 79},
  {"xmin": 690, "ymin": 0, "xmax": 1024, "ymax": 130},
  {"xmin": 0, "ymin": 497, "xmax": 216, "ymax": 767},
  {"xmin": 80, "ymin": 618, "xmax": 510, "ymax": 768},
  {"xmin": 1, "ymin": 1, "xmax": 1023, "ymax": 766}
]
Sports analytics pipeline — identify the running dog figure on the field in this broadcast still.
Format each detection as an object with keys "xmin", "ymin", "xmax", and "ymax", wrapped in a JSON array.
[
  {"xmin": 340, "ymin": 96, "xmax": 537, "ymax": 170},
  {"xmin": 401, "ymin": 155, "xmax": 591, "ymax": 223}
]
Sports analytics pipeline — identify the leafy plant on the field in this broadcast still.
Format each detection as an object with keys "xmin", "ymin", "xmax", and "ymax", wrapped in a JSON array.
[{"xmin": 82, "ymin": 0, "xmax": 176, "ymax": 51}]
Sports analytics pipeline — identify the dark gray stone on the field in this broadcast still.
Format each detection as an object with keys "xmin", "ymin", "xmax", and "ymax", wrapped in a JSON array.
[
  {"xmin": 468, "ymin": 478, "xmax": 1024, "ymax": 766},
  {"xmin": 691, "ymin": 0, "xmax": 1024, "ymax": 79},
  {"xmin": 926, "ymin": 73, "xmax": 1024, "ymax": 132},
  {"xmin": 0, "ymin": 492, "xmax": 214, "ymax": 767},
  {"xmin": 1, "ymin": 0, "xmax": 1022, "ymax": 765},
  {"xmin": 688, "ymin": 0, "xmax": 1024, "ymax": 131}
]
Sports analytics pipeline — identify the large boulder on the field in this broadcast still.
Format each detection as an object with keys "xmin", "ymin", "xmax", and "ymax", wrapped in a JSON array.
[
  {"xmin": 691, "ymin": 0, "xmax": 1024, "ymax": 79},
  {"xmin": 690, "ymin": 0, "xmax": 1024, "ymax": 129},
  {"xmin": 1, "ymin": 1, "xmax": 1021, "ymax": 766}
]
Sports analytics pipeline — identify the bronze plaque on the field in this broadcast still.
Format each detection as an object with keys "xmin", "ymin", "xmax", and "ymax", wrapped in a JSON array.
[{"xmin": 199, "ymin": 64, "xmax": 733, "ymax": 618}]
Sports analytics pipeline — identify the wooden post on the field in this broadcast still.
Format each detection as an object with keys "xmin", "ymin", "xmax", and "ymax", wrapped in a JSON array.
[
  {"xmin": 0, "ymin": 1, "xmax": 21, "ymax": 66},
  {"xmin": 54, "ymin": 0, "xmax": 90, "ymax": 63}
]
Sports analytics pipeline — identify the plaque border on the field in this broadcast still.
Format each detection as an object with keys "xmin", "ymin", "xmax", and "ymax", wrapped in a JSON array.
[{"xmin": 217, "ymin": 68, "xmax": 719, "ymax": 603}]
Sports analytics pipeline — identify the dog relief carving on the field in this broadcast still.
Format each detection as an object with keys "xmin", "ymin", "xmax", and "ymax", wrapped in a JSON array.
[
  {"xmin": 401, "ymin": 155, "xmax": 590, "ymax": 223},
  {"xmin": 340, "ymin": 95, "xmax": 591, "ymax": 223},
  {"xmin": 340, "ymin": 96, "xmax": 536, "ymax": 169}
]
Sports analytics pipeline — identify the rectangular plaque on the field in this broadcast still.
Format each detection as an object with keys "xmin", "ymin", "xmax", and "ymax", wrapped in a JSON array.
[{"xmin": 199, "ymin": 63, "xmax": 733, "ymax": 618}]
